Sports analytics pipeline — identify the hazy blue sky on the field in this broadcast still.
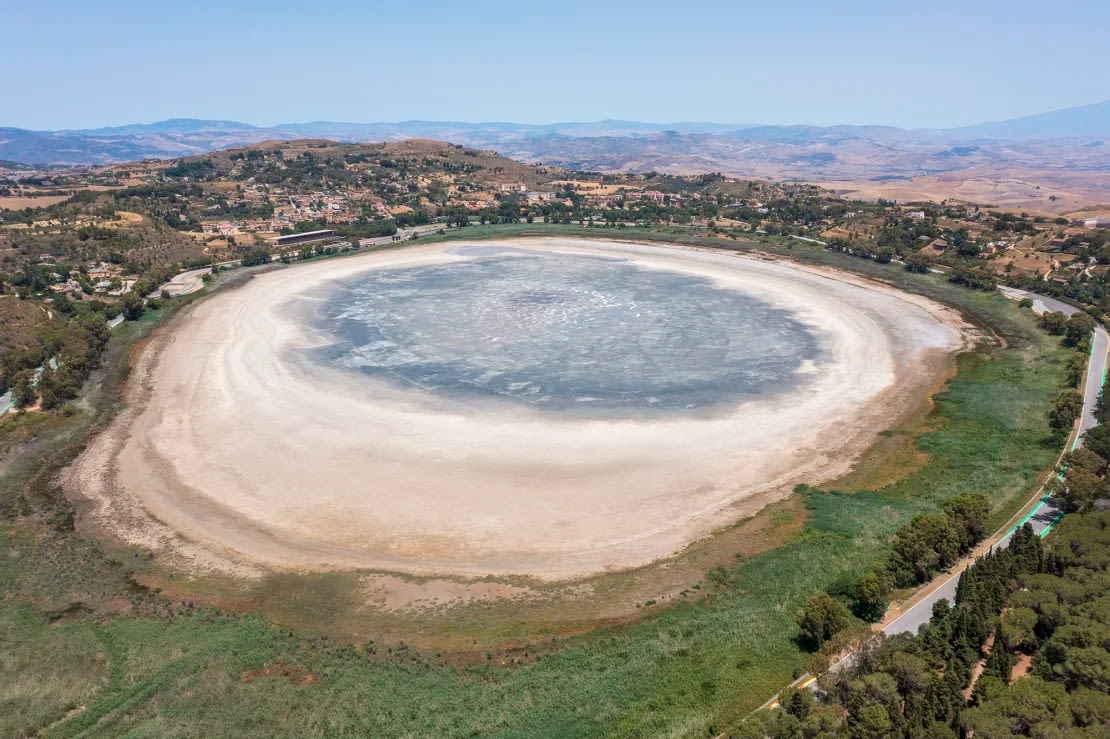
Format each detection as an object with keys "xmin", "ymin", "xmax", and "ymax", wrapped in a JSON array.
[{"xmin": 5, "ymin": 0, "xmax": 1108, "ymax": 130}]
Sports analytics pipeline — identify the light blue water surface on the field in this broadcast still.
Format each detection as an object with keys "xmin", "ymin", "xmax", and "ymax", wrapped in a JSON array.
[{"xmin": 302, "ymin": 250, "xmax": 821, "ymax": 415}]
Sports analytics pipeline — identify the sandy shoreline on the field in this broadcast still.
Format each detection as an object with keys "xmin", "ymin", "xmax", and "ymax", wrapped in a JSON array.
[{"xmin": 65, "ymin": 238, "xmax": 968, "ymax": 580}]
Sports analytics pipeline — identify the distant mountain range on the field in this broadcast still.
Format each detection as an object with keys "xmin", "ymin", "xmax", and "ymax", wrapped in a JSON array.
[
  {"xmin": 950, "ymin": 99, "xmax": 1110, "ymax": 140},
  {"xmin": 2, "ymin": 102, "xmax": 1108, "ymax": 213},
  {"xmin": 0, "ymin": 119, "xmax": 761, "ymax": 167},
  {"xmin": 1, "ymin": 100, "xmax": 1108, "ymax": 169}
]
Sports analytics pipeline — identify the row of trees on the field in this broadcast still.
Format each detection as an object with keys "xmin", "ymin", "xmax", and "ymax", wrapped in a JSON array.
[
  {"xmin": 947, "ymin": 265, "xmax": 998, "ymax": 290},
  {"xmin": 795, "ymin": 491, "xmax": 993, "ymax": 655},
  {"xmin": 1040, "ymin": 309, "xmax": 1096, "ymax": 349},
  {"xmin": 826, "ymin": 237, "xmax": 895, "ymax": 264},
  {"xmin": 886, "ymin": 493, "xmax": 993, "ymax": 587},
  {"xmin": 757, "ymin": 324, "xmax": 1110, "ymax": 737},
  {"xmin": 1052, "ymin": 373, "xmax": 1110, "ymax": 513},
  {"xmin": 757, "ymin": 524, "xmax": 1050, "ymax": 738}
]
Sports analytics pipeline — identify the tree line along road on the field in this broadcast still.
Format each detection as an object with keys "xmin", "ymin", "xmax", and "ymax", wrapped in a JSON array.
[{"xmin": 765, "ymin": 286, "xmax": 1109, "ymax": 708}]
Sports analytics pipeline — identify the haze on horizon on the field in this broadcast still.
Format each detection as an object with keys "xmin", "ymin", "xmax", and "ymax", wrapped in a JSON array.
[{"xmin": 5, "ymin": 0, "xmax": 1109, "ymax": 132}]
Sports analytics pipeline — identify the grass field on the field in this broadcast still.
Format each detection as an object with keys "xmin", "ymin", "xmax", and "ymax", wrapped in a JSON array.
[{"xmin": 0, "ymin": 225, "xmax": 1076, "ymax": 736}]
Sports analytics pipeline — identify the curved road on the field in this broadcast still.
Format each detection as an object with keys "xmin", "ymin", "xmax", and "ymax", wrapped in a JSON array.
[
  {"xmin": 766, "ymin": 285, "xmax": 1108, "ymax": 708},
  {"xmin": 874, "ymin": 289, "xmax": 1107, "ymax": 639},
  {"xmin": 148, "ymin": 267, "xmax": 211, "ymax": 299}
]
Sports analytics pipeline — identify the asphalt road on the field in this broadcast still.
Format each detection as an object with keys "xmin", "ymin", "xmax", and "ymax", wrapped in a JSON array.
[
  {"xmin": 766, "ymin": 286, "xmax": 1110, "ymax": 708},
  {"xmin": 881, "ymin": 296, "xmax": 1108, "ymax": 637},
  {"xmin": 149, "ymin": 267, "xmax": 211, "ymax": 298}
]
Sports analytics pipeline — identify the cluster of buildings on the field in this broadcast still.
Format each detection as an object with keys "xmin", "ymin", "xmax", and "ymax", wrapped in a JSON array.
[
  {"xmin": 42, "ymin": 258, "xmax": 135, "ymax": 297},
  {"xmin": 570, "ymin": 187, "xmax": 690, "ymax": 210},
  {"xmin": 1073, "ymin": 216, "xmax": 1110, "ymax": 229},
  {"xmin": 200, "ymin": 182, "xmax": 378, "ymax": 237}
]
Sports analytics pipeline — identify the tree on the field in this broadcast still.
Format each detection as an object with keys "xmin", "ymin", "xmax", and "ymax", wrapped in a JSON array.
[
  {"xmin": 1059, "ymin": 463, "xmax": 1106, "ymax": 513},
  {"xmin": 797, "ymin": 592, "xmax": 851, "ymax": 650},
  {"xmin": 999, "ymin": 607, "xmax": 1038, "ymax": 652},
  {"xmin": 904, "ymin": 253, "xmax": 932, "ymax": 273},
  {"xmin": 121, "ymin": 292, "xmax": 144, "ymax": 321},
  {"xmin": 948, "ymin": 266, "xmax": 996, "ymax": 290},
  {"xmin": 955, "ymin": 229, "xmax": 982, "ymax": 258},
  {"xmin": 961, "ymin": 676, "xmax": 1070, "ymax": 738},
  {"xmin": 1043, "ymin": 630, "xmax": 1110, "ymax": 692},
  {"xmin": 1081, "ymin": 422, "xmax": 1110, "ymax": 459},
  {"xmin": 1039, "ymin": 311, "xmax": 1068, "ymax": 336},
  {"xmin": 12, "ymin": 369, "xmax": 36, "ymax": 408},
  {"xmin": 1066, "ymin": 447, "xmax": 1106, "ymax": 475},
  {"xmin": 887, "ymin": 513, "xmax": 964, "ymax": 587},
  {"xmin": 1049, "ymin": 389, "xmax": 1084, "ymax": 431},
  {"xmin": 952, "ymin": 227, "xmax": 970, "ymax": 250},
  {"xmin": 944, "ymin": 493, "xmax": 992, "ymax": 550},
  {"xmin": 983, "ymin": 636, "xmax": 1013, "ymax": 683},
  {"xmin": 1007, "ymin": 523, "xmax": 1044, "ymax": 575},
  {"xmin": 1064, "ymin": 312, "xmax": 1096, "ymax": 348},
  {"xmin": 889, "ymin": 650, "xmax": 932, "ymax": 698},
  {"xmin": 845, "ymin": 673, "xmax": 901, "ymax": 737},
  {"xmin": 850, "ymin": 703, "xmax": 893, "ymax": 738},
  {"xmin": 779, "ymin": 686, "xmax": 815, "ymax": 719},
  {"xmin": 240, "ymin": 248, "xmax": 272, "ymax": 267},
  {"xmin": 36, "ymin": 367, "xmax": 62, "ymax": 410},
  {"xmin": 853, "ymin": 571, "xmax": 890, "ymax": 622}
]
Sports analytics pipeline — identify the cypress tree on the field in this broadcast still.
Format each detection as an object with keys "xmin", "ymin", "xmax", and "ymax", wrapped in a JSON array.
[
  {"xmin": 982, "ymin": 637, "xmax": 1012, "ymax": 683},
  {"xmin": 954, "ymin": 568, "xmax": 970, "ymax": 604}
]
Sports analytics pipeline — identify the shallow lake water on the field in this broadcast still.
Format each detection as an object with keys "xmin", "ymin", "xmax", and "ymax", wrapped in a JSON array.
[{"xmin": 305, "ymin": 250, "xmax": 820, "ymax": 415}]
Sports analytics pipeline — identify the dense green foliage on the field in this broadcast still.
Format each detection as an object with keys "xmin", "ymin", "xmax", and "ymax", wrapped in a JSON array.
[
  {"xmin": 962, "ymin": 512, "xmax": 1110, "ymax": 737},
  {"xmin": 742, "ymin": 524, "xmax": 1051, "ymax": 738},
  {"xmin": 0, "ymin": 301, "xmax": 112, "ymax": 400},
  {"xmin": 796, "ymin": 491, "xmax": 994, "ymax": 652},
  {"xmin": 0, "ymin": 259, "xmax": 176, "ymax": 406},
  {"xmin": 885, "ymin": 493, "xmax": 993, "ymax": 588},
  {"xmin": 797, "ymin": 592, "xmax": 852, "ymax": 650}
]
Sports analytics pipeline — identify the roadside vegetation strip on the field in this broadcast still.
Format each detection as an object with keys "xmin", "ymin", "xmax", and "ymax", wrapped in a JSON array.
[
  {"xmin": 749, "ymin": 434, "xmax": 1110, "ymax": 736},
  {"xmin": 1005, "ymin": 329, "xmax": 1109, "ymax": 540},
  {"xmin": 0, "ymin": 230, "xmax": 1080, "ymax": 735},
  {"xmin": 761, "ymin": 317, "xmax": 1105, "ymax": 718}
]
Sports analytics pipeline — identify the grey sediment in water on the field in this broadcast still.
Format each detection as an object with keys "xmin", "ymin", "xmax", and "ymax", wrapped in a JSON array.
[{"xmin": 297, "ymin": 249, "xmax": 821, "ymax": 417}]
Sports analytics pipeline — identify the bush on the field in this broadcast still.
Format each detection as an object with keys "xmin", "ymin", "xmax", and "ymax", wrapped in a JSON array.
[{"xmin": 1049, "ymin": 389, "xmax": 1084, "ymax": 431}]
